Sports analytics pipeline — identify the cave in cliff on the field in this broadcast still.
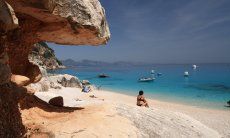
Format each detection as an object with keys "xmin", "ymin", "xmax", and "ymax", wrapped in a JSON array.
[{"xmin": 0, "ymin": 0, "xmax": 110, "ymax": 137}]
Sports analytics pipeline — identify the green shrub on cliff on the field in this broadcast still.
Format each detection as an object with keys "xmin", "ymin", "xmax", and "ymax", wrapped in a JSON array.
[{"xmin": 29, "ymin": 42, "xmax": 63, "ymax": 69}]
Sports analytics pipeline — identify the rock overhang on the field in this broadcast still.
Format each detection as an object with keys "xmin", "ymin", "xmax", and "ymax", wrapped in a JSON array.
[
  {"xmin": 6, "ymin": 0, "xmax": 110, "ymax": 45},
  {"xmin": 1, "ymin": 0, "xmax": 110, "ymax": 84}
]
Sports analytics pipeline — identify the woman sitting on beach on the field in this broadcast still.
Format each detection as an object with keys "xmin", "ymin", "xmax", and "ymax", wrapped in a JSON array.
[{"xmin": 137, "ymin": 90, "xmax": 149, "ymax": 107}]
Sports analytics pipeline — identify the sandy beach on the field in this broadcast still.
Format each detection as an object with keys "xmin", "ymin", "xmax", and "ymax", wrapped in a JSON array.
[{"xmin": 20, "ymin": 87, "xmax": 230, "ymax": 138}]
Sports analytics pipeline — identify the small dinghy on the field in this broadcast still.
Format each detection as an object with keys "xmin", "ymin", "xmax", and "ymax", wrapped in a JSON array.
[
  {"xmin": 138, "ymin": 77, "xmax": 155, "ymax": 82},
  {"xmin": 98, "ymin": 73, "xmax": 109, "ymax": 78},
  {"xmin": 184, "ymin": 71, "xmax": 189, "ymax": 77}
]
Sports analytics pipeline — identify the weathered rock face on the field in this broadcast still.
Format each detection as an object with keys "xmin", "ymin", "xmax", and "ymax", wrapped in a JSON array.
[
  {"xmin": 1, "ymin": 0, "xmax": 110, "ymax": 84},
  {"xmin": 29, "ymin": 74, "xmax": 82, "ymax": 92},
  {"xmin": 0, "ymin": 0, "xmax": 18, "ymax": 31},
  {"xmin": 0, "ymin": 63, "xmax": 11, "ymax": 85},
  {"xmin": 0, "ymin": 0, "xmax": 18, "ymax": 85},
  {"xmin": 29, "ymin": 42, "xmax": 64, "ymax": 70},
  {"xmin": 0, "ymin": 84, "xmax": 27, "ymax": 138},
  {"xmin": 0, "ymin": 0, "xmax": 110, "ymax": 137},
  {"xmin": 11, "ymin": 74, "xmax": 30, "ymax": 87},
  {"xmin": 6, "ymin": 0, "xmax": 110, "ymax": 45},
  {"xmin": 58, "ymin": 74, "xmax": 82, "ymax": 88}
]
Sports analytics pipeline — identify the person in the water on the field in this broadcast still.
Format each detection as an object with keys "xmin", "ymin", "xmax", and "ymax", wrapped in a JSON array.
[{"xmin": 136, "ymin": 90, "xmax": 149, "ymax": 107}]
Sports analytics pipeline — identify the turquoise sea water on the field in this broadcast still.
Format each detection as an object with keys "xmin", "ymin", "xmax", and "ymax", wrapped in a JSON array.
[{"xmin": 50, "ymin": 64, "xmax": 230, "ymax": 110}]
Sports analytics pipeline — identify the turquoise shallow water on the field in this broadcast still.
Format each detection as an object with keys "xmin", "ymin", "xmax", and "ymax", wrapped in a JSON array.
[{"xmin": 50, "ymin": 64, "xmax": 230, "ymax": 110}]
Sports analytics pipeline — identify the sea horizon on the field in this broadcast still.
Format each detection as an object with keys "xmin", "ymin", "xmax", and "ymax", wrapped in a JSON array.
[{"xmin": 61, "ymin": 59, "xmax": 230, "ymax": 66}]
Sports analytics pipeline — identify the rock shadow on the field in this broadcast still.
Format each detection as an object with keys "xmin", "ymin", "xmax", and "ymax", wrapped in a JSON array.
[
  {"xmin": 0, "ymin": 83, "xmax": 26, "ymax": 137},
  {"xmin": 0, "ymin": 82, "xmax": 84, "ymax": 137},
  {"xmin": 20, "ymin": 93, "xmax": 84, "ymax": 113}
]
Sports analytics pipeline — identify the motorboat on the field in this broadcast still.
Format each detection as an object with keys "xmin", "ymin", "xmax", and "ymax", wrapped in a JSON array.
[
  {"xmin": 98, "ymin": 73, "xmax": 109, "ymax": 78},
  {"xmin": 151, "ymin": 70, "xmax": 155, "ymax": 74},
  {"xmin": 184, "ymin": 71, "xmax": 189, "ymax": 77},
  {"xmin": 138, "ymin": 77, "xmax": 155, "ymax": 82}
]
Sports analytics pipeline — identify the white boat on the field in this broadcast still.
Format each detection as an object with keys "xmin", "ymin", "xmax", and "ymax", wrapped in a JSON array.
[
  {"xmin": 184, "ymin": 71, "xmax": 189, "ymax": 77},
  {"xmin": 151, "ymin": 70, "xmax": 155, "ymax": 74},
  {"xmin": 138, "ymin": 77, "xmax": 155, "ymax": 82},
  {"xmin": 192, "ymin": 65, "xmax": 197, "ymax": 69}
]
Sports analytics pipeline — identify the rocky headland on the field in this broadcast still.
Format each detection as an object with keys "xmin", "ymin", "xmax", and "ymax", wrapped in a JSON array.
[{"xmin": 29, "ymin": 42, "xmax": 65, "ymax": 70}]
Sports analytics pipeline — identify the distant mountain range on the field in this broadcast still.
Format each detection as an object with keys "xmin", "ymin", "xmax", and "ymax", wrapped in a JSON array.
[
  {"xmin": 61, "ymin": 59, "xmax": 229, "ymax": 68},
  {"xmin": 61, "ymin": 59, "xmax": 151, "ymax": 68}
]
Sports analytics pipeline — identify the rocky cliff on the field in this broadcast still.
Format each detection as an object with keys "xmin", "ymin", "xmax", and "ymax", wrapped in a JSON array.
[
  {"xmin": 0, "ymin": 0, "xmax": 110, "ymax": 137},
  {"xmin": 1, "ymin": 0, "xmax": 110, "ymax": 84},
  {"xmin": 29, "ymin": 42, "xmax": 64, "ymax": 70}
]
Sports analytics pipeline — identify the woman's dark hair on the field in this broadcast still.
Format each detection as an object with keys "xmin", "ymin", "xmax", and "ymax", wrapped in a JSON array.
[{"xmin": 139, "ymin": 90, "xmax": 144, "ymax": 95}]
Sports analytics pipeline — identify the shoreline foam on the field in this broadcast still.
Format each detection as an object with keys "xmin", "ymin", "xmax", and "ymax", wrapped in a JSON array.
[{"xmin": 99, "ymin": 87, "xmax": 230, "ymax": 111}]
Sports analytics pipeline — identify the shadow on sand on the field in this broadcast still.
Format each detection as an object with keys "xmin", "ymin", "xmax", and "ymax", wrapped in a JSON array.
[
  {"xmin": 0, "ymin": 82, "xmax": 84, "ymax": 137},
  {"xmin": 20, "ymin": 93, "xmax": 84, "ymax": 113}
]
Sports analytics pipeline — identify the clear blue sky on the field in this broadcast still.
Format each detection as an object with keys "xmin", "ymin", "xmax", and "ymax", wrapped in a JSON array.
[{"xmin": 49, "ymin": 0, "xmax": 230, "ymax": 64}]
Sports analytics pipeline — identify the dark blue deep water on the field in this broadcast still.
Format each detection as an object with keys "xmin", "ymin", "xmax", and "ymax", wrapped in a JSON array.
[{"xmin": 50, "ymin": 64, "xmax": 230, "ymax": 110}]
